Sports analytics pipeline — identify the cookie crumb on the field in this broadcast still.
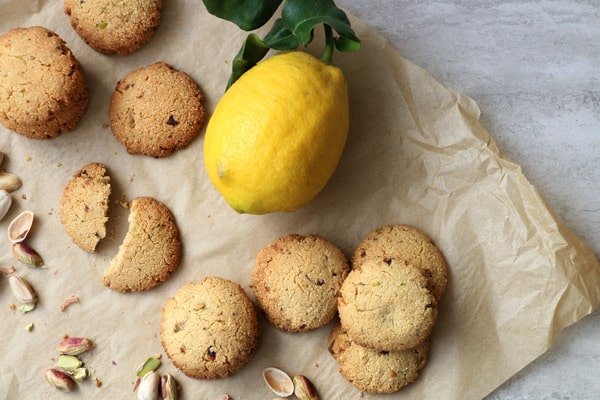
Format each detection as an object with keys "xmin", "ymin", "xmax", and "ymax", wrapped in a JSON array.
[{"xmin": 95, "ymin": 378, "xmax": 102, "ymax": 387}]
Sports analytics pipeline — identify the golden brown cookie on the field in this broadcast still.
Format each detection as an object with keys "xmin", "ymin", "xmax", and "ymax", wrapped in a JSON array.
[
  {"xmin": 161, "ymin": 277, "xmax": 260, "ymax": 379},
  {"xmin": 0, "ymin": 26, "xmax": 89, "ymax": 139},
  {"xmin": 60, "ymin": 163, "xmax": 111, "ymax": 253},
  {"xmin": 103, "ymin": 197, "xmax": 180, "ymax": 291},
  {"xmin": 251, "ymin": 234, "xmax": 350, "ymax": 332},
  {"xmin": 353, "ymin": 225, "xmax": 448, "ymax": 300},
  {"xmin": 328, "ymin": 323, "xmax": 429, "ymax": 394},
  {"xmin": 338, "ymin": 259, "xmax": 437, "ymax": 352},
  {"xmin": 109, "ymin": 62, "xmax": 205, "ymax": 158},
  {"xmin": 64, "ymin": 0, "xmax": 162, "ymax": 55}
]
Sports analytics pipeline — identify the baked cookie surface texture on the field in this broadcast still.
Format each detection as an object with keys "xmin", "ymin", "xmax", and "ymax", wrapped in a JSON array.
[
  {"xmin": 109, "ymin": 62, "xmax": 205, "ymax": 158},
  {"xmin": 338, "ymin": 259, "xmax": 437, "ymax": 351},
  {"xmin": 161, "ymin": 277, "xmax": 260, "ymax": 379},
  {"xmin": 103, "ymin": 197, "xmax": 181, "ymax": 291},
  {"xmin": 328, "ymin": 323, "xmax": 429, "ymax": 394},
  {"xmin": 60, "ymin": 163, "xmax": 111, "ymax": 253},
  {"xmin": 353, "ymin": 224, "xmax": 448, "ymax": 300},
  {"xmin": 0, "ymin": 26, "xmax": 88, "ymax": 139},
  {"xmin": 64, "ymin": 0, "xmax": 162, "ymax": 55},
  {"xmin": 251, "ymin": 234, "xmax": 350, "ymax": 332}
]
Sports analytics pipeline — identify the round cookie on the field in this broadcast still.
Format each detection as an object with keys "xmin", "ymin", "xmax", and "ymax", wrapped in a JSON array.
[
  {"xmin": 60, "ymin": 162, "xmax": 111, "ymax": 253},
  {"xmin": 353, "ymin": 225, "xmax": 448, "ymax": 300},
  {"xmin": 161, "ymin": 277, "xmax": 260, "ymax": 379},
  {"xmin": 0, "ymin": 26, "xmax": 89, "ymax": 139},
  {"xmin": 109, "ymin": 62, "xmax": 205, "ymax": 158},
  {"xmin": 338, "ymin": 259, "xmax": 437, "ymax": 352},
  {"xmin": 328, "ymin": 323, "xmax": 429, "ymax": 394},
  {"xmin": 64, "ymin": 0, "xmax": 162, "ymax": 55},
  {"xmin": 102, "ymin": 197, "xmax": 181, "ymax": 291},
  {"xmin": 251, "ymin": 234, "xmax": 350, "ymax": 332}
]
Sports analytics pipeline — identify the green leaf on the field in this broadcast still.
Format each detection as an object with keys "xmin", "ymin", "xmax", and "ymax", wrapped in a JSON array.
[
  {"xmin": 227, "ymin": 34, "xmax": 269, "ymax": 89},
  {"xmin": 202, "ymin": 0, "xmax": 283, "ymax": 31},
  {"xmin": 263, "ymin": 19, "xmax": 300, "ymax": 50},
  {"xmin": 335, "ymin": 36, "xmax": 361, "ymax": 52},
  {"xmin": 281, "ymin": 0, "xmax": 361, "ymax": 49}
]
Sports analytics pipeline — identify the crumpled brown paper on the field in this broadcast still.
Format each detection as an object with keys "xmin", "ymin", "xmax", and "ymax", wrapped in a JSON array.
[{"xmin": 1, "ymin": 1, "xmax": 599, "ymax": 399}]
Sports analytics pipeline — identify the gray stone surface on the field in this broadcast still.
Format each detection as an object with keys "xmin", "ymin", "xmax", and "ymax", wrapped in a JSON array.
[{"xmin": 338, "ymin": 1, "xmax": 600, "ymax": 399}]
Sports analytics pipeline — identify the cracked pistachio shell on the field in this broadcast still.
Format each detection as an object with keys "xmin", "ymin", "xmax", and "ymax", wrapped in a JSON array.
[
  {"xmin": 8, "ymin": 275, "xmax": 37, "ymax": 304},
  {"xmin": 0, "ymin": 190, "xmax": 11, "ymax": 221},
  {"xmin": 7, "ymin": 210, "xmax": 33, "ymax": 243},
  {"xmin": 262, "ymin": 367, "xmax": 293, "ymax": 397},
  {"xmin": 0, "ymin": 172, "xmax": 21, "ymax": 193},
  {"xmin": 137, "ymin": 371, "xmax": 160, "ymax": 400}
]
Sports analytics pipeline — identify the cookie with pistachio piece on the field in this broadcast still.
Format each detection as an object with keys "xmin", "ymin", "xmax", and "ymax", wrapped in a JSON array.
[{"xmin": 60, "ymin": 162, "xmax": 111, "ymax": 253}]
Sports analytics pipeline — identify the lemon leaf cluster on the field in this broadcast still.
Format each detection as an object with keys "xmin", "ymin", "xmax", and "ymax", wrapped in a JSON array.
[{"xmin": 201, "ymin": 0, "xmax": 361, "ymax": 89}]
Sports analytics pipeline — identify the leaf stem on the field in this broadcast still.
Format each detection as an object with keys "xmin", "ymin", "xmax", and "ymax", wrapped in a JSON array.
[{"xmin": 321, "ymin": 24, "xmax": 334, "ymax": 64}]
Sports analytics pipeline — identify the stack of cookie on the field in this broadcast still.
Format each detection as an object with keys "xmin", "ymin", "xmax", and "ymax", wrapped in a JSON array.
[{"xmin": 329, "ymin": 224, "xmax": 448, "ymax": 394}]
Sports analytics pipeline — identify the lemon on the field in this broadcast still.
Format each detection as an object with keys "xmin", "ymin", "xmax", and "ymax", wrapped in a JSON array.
[{"xmin": 204, "ymin": 51, "xmax": 349, "ymax": 214}]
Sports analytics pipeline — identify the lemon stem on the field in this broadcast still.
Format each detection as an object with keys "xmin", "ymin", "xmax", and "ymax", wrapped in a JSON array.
[{"xmin": 322, "ymin": 25, "xmax": 334, "ymax": 64}]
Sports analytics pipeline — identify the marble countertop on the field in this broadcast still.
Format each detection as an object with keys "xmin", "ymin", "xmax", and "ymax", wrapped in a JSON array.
[{"xmin": 338, "ymin": 1, "xmax": 600, "ymax": 399}]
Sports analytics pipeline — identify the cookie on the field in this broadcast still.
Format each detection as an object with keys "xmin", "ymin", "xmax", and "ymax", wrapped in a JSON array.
[
  {"xmin": 353, "ymin": 225, "xmax": 448, "ymax": 300},
  {"xmin": 328, "ymin": 323, "xmax": 429, "ymax": 394},
  {"xmin": 103, "ymin": 197, "xmax": 181, "ymax": 291},
  {"xmin": 64, "ymin": 0, "xmax": 162, "ymax": 55},
  {"xmin": 109, "ymin": 62, "xmax": 205, "ymax": 158},
  {"xmin": 161, "ymin": 277, "xmax": 260, "ymax": 379},
  {"xmin": 0, "ymin": 26, "xmax": 89, "ymax": 139},
  {"xmin": 251, "ymin": 234, "xmax": 350, "ymax": 332},
  {"xmin": 338, "ymin": 259, "xmax": 437, "ymax": 352},
  {"xmin": 60, "ymin": 163, "xmax": 111, "ymax": 253}
]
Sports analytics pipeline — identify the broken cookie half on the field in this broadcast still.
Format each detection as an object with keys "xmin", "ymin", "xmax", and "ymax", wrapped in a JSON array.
[
  {"xmin": 103, "ymin": 197, "xmax": 181, "ymax": 292},
  {"xmin": 60, "ymin": 163, "xmax": 111, "ymax": 253}
]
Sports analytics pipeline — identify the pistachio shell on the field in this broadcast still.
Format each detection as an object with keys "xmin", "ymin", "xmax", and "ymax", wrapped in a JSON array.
[
  {"xmin": 262, "ymin": 367, "xmax": 294, "ymax": 397},
  {"xmin": 137, "ymin": 371, "xmax": 160, "ymax": 400},
  {"xmin": 8, "ymin": 210, "xmax": 34, "ymax": 243},
  {"xmin": 0, "ymin": 172, "xmax": 21, "ymax": 193},
  {"xmin": 8, "ymin": 275, "xmax": 37, "ymax": 304},
  {"xmin": 0, "ymin": 190, "xmax": 11, "ymax": 221}
]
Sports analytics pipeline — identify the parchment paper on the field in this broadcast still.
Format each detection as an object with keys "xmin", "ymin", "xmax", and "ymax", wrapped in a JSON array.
[{"xmin": 1, "ymin": 1, "xmax": 599, "ymax": 399}]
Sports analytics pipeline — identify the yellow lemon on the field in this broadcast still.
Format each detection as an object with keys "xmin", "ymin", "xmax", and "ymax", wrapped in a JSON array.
[{"xmin": 204, "ymin": 51, "xmax": 349, "ymax": 214}]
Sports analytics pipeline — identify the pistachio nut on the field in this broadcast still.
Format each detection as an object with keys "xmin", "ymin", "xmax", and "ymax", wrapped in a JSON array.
[
  {"xmin": 45, "ymin": 368, "xmax": 76, "ymax": 392},
  {"xmin": 56, "ymin": 355, "xmax": 83, "ymax": 371},
  {"xmin": 160, "ymin": 374, "xmax": 177, "ymax": 400},
  {"xmin": 137, "ymin": 371, "xmax": 160, "ymax": 400},
  {"xmin": 58, "ymin": 337, "xmax": 94, "ymax": 356},
  {"xmin": 0, "ymin": 172, "xmax": 22, "ymax": 193},
  {"xmin": 17, "ymin": 303, "xmax": 35, "ymax": 313},
  {"xmin": 12, "ymin": 242, "xmax": 43, "ymax": 267},
  {"xmin": 7, "ymin": 210, "xmax": 34, "ymax": 243},
  {"xmin": 0, "ymin": 190, "xmax": 11, "ymax": 221},
  {"xmin": 8, "ymin": 275, "xmax": 37, "ymax": 304},
  {"xmin": 136, "ymin": 356, "xmax": 161, "ymax": 378},
  {"xmin": 71, "ymin": 367, "xmax": 88, "ymax": 381},
  {"xmin": 293, "ymin": 375, "xmax": 319, "ymax": 400}
]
